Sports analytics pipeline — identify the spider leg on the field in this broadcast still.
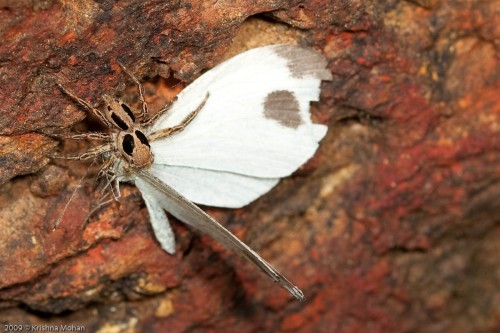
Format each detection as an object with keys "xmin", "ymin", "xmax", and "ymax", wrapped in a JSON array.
[
  {"xmin": 46, "ymin": 131, "xmax": 112, "ymax": 141},
  {"xmin": 141, "ymin": 95, "xmax": 178, "ymax": 127},
  {"xmin": 36, "ymin": 128, "xmax": 111, "ymax": 141},
  {"xmin": 52, "ymin": 143, "xmax": 113, "ymax": 160},
  {"xmin": 83, "ymin": 159, "xmax": 122, "ymax": 229},
  {"xmin": 148, "ymin": 92, "xmax": 209, "ymax": 142},
  {"xmin": 99, "ymin": 169, "xmax": 121, "ymax": 201},
  {"xmin": 56, "ymin": 82, "xmax": 114, "ymax": 128},
  {"xmin": 68, "ymin": 132, "xmax": 112, "ymax": 140},
  {"xmin": 94, "ymin": 154, "xmax": 117, "ymax": 189},
  {"xmin": 118, "ymin": 62, "xmax": 149, "ymax": 119}
]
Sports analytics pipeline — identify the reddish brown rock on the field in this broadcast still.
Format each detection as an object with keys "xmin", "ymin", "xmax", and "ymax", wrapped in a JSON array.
[
  {"xmin": 0, "ymin": 134, "xmax": 56, "ymax": 184},
  {"xmin": 0, "ymin": 0, "xmax": 499, "ymax": 333}
]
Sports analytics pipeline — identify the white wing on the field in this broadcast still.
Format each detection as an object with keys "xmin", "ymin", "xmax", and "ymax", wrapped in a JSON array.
[
  {"xmin": 133, "ymin": 169, "xmax": 305, "ymax": 301},
  {"xmin": 136, "ymin": 181, "xmax": 176, "ymax": 254},
  {"xmin": 146, "ymin": 44, "xmax": 331, "ymax": 208},
  {"xmin": 149, "ymin": 164, "xmax": 279, "ymax": 208}
]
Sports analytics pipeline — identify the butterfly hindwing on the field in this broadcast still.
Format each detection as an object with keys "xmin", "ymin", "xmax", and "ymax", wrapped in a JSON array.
[
  {"xmin": 149, "ymin": 164, "xmax": 279, "ymax": 208},
  {"xmin": 137, "ymin": 182, "xmax": 176, "ymax": 254},
  {"xmin": 133, "ymin": 169, "xmax": 305, "ymax": 301}
]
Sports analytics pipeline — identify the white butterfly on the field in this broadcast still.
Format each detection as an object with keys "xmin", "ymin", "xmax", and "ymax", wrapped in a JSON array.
[{"xmin": 56, "ymin": 44, "xmax": 331, "ymax": 301}]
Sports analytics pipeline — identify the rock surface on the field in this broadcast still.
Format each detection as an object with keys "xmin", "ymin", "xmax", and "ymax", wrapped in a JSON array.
[{"xmin": 0, "ymin": 0, "xmax": 499, "ymax": 332}]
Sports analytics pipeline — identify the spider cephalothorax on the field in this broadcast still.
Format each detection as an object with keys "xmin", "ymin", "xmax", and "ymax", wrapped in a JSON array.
[
  {"xmin": 100, "ymin": 94, "xmax": 154, "ymax": 169},
  {"xmin": 116, "ymin": 128, "xmax": 153, "ymax": 169},
  {"xmin": 56, "ymin": 63, "xmax": 207, "ymax": 174}
]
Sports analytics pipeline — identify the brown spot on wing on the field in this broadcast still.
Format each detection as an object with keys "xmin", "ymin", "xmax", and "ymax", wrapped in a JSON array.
[
  {"xmin": 263, "ymin": 90, "xmax": 302, "ymax": 129},
  {"xmin": 273, "ymin": 45, "xmax": 332, "ymax": 80}
]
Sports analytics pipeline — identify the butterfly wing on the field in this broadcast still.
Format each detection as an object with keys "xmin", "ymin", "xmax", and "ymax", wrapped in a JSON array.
[
  {"xmin": 146, "ymin": 44, "xmax": 331, "ymax": 208},
  {"xmin": 148, "ymin": 164, "xmax": 279, "ymax": 208},
  {"xmin": 138, "ymin": 182, "xmax": 176, "ymax": 254},
  {"xmin": 133, "ymin": 168, "xmax": 305, "ymax": 301}
]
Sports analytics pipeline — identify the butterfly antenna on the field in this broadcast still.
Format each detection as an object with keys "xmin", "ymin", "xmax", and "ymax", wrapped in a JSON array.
[{"xmin": 53, "ymin": 157, "xmax": 98, "ymax": 230}]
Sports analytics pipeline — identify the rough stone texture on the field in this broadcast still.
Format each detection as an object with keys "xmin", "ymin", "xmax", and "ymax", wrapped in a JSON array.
[
  {"xmin": 0, "ymin": 0, "xmax": 499, "ymax": 333},
  {"xmin": 0, "ymin": 134, "xmax": 56, "ymax": 184}
]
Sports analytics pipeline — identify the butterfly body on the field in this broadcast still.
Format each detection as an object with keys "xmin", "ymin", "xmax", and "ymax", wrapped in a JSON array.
[{"xmin": 56, "ymin": 45, "xmax": 332, "ymax": 301}]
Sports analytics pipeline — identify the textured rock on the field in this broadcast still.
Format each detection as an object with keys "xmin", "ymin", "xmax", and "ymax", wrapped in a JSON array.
[{"xmin": 0, "ymin": 0, "xmax": 499, "ymax": 332}]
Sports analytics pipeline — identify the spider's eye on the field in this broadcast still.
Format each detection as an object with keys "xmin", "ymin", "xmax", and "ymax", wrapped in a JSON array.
[{"xmin": 122, "ymin": 134, "xmax": 135, "ymax": 156}]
